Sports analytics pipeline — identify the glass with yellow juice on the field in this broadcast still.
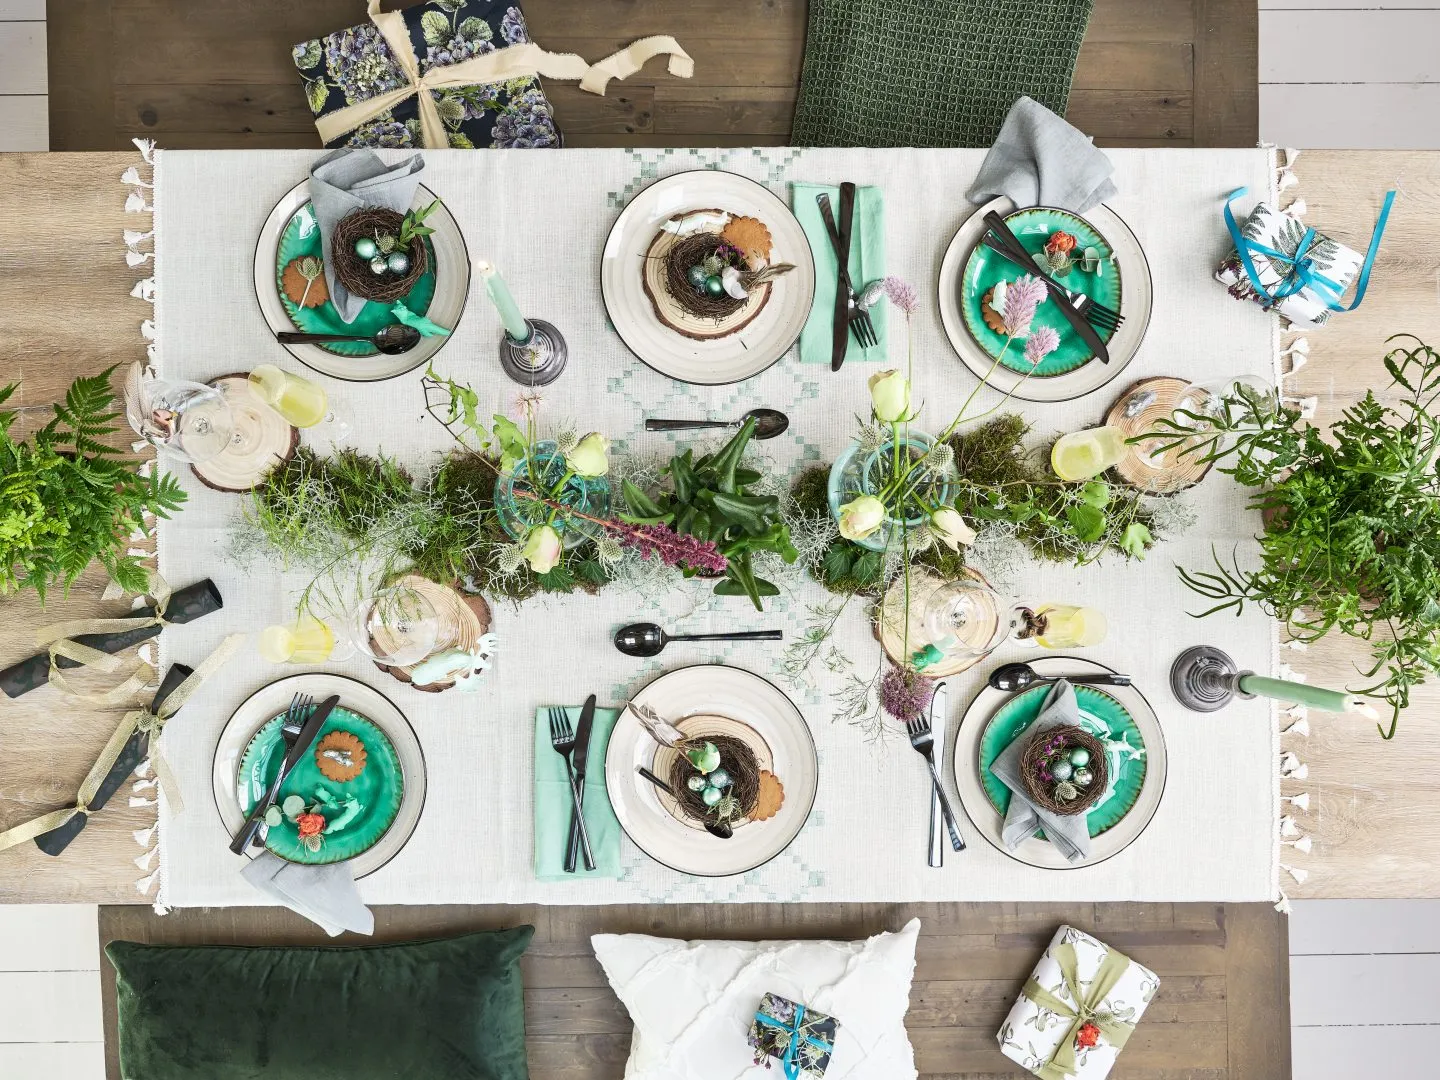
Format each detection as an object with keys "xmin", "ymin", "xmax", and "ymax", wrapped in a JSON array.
[
  {"xmin": 249, "ymin": 364, "xmax": 328, "ymax": 428},
  {"xmin": 1030, "ymin": 604, "xmax": 1107, "ymax": 648},
  {"xmin": 1051, "ymin": 426, "xmax": 1126, "ymax": 482},
  {"xmin": 257, "ymin": 615, "xmax": 337, "ymax": 664}
]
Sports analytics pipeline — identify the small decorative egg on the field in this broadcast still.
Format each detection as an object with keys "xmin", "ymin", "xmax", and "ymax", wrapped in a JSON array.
[
  {"xmin": 701, "ymin": 785, "xmax": 723, "ymax": 807},
  {"xmin": 703, "ymin": 274, "xmax": 725, "ymax": 297},
  {"xmin": 1074, "ymin": 767, "xmax": 1094, "ymax": 787},
  {"xmin": 687, "ymin": 265, "xmax": 709, "ymax": 288},
  {"xmin": 1051, "ymin": 760, "xmax": 1074, "ymax": 782},
  {"xmin": 708, "ymin": 768, "xmax": 731, "ymax": 789},
  {"xmin": 354, "ymin": 237, "xmax": 378, "ymax": 259},
  {"xmin": 686, "ymin": 774, "xmax": 708, "ymax": 793},
  {"xmin": 386, "ymin": 251, "xmax": 410, "ymax": 275},
  {"xmin": 1068, "ymin": 747, "xmax": 1091, "ymax": 767},
  {"xmin": 369, "ymin": 256, "xmax": 388, "ymax": 275}
]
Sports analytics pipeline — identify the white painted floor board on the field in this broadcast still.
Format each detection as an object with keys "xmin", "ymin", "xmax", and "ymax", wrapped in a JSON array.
[
  {"xmin": 1292, "ymin": 953, "xmax": 1440, "ymax": 1025},
  {"xmin": 0, "ymin": 21, "xmax": 44, "ymax": 94},
  {"xmin": 1261, "ymin": 10, "xmax": 1440, "ymax": 84},
  {"xmin": 0, "ymin": 971, "xmax": 103, "ymax": 1043},
  {"xmin": 1261, "ymin": 83, "xmax": 1440, "ymax": 148},
  {"xmin": 0, "ymin": 1041, "xmax": 105, "ymax": 1077},
  {"xmin": 1291, "ymin": 1025, "xmax": 1437, "ymax": 1080},
  {"xmin": 0, "ymin": 94, "xmax": 48, "ymax": 151},
  {"xmin": 0, "ymin": 1, "xmax": 44, "ymax": 19},
  {"xmin": 0, "ymin": 905, "xmax": 99, "ymax": 971},
  {"xmin": 1263, "ymin": 0, "xmax": 1440, "ymax": 7},
  {"xmin": 1291, "ymin": 899, "xmax": 1440, "ymax": 955}
]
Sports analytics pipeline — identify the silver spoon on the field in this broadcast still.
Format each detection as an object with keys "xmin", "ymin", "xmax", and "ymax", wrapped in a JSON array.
[
  {"xmin": 636, "ymin": 766, "xmax": 732, "ymax": 839},
  {"xmin": 644, "ymin": 408, "xmax": 790, "ymax": 440},
  {"xmin": 614, "ymin": 622, "xmax": 782, "ymax": 658},
  {"xmin": 276, "ymin": 324, "xmax": 422, "ymax": 354},
  {"xmin": 988, "ymin": 661, "xmax": 1132, "ymax": 693}
]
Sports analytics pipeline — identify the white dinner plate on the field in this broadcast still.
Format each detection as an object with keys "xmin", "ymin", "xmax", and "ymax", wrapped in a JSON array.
[
  {"xmin": 605, "ymin": 664, "xmax": 818, "ymax": 876},
  {"xmin": 952, "ymin": 655, "xmax": 1167, "ymax": 870},
  {"xmin": 211, "ymin": 672, "xmax": 427, "ymax": 879},
  {"xmin": 252, "ymin": 180, "xmax": 469, "ymax": 382},
  {"xmin": 601, "ymin": 171, "xmax": 817, "ymax": 385},
  {"xmin": 938, "ymin": 196, "xmax": 1153, "ymax": 402}
]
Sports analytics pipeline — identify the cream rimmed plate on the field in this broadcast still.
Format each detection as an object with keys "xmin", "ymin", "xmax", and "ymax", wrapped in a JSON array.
[
  {"xmin": 602, "ymin": 171, "xmax": 816, "ymax": 385},
  {"xmin": 938, "ymin": 196, "xmax": 1153, "ymax": 403},
  {"xmin": 605, "ymin": 665, "xmax": 818, "ymax": 876},
  {"xmin": 211, "ymin": 673, "xmax": 427, "ymax": 879},
  {"xmin": 252, "ymin": 179, "xmax": 469, "ymax": 382},
  {"xmin": 951, "ymin": 655, "xmax": 1167, "ymax": 870}
]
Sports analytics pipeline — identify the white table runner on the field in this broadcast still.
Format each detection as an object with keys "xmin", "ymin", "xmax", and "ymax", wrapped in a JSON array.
[{"xmin": 152, "ymin": 146, "xmax": 1279, "ymax": 906}]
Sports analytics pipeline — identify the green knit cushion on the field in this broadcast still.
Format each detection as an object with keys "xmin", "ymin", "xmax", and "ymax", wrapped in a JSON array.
[
  {"xmin": 792, "ymin": 0, "xmax": 1095, "ymax": 147},
  {"xmin": 107, "ymin": 926, "xmax": 534, "ymax": 1080}
]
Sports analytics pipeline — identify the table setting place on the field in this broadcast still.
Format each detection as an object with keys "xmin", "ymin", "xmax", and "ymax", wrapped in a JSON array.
[{"xmin": 13, "ymin": 93, "xmax": 1413, "ymax": 935}]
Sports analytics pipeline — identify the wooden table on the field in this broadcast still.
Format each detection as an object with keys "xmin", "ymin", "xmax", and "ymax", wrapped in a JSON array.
[{"xmin": 0, "ymin": 151, "xmax": 1433, "ymax": 906}]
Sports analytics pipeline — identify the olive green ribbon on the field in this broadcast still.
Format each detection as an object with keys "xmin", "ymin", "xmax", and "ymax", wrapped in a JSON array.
[
  {"xmin": 0, "ymin": 634, "xmax": 244, "ymax": 854},
  {"xmin": 1022, "ymin": 941, "xmax": 1135, "ymax": 1080},
  {"xmin": 33, "ymin": 573, "xmax": 174, "ymax": 705}
]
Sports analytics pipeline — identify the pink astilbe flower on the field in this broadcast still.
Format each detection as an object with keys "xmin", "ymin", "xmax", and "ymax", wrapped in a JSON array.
[
  {"xmin": 610, "ymin": 521, "xmax": 728, "ymax": 575},
  {"xmin": 882, "ymin": 276, "xmax": 919, "ymax": 316},
  {"xmin": 880, "ymin": 665, "xmax": 936, "ymax": 724},
  {"xmin": 1001, "ymin": 274, "xmax": 1048, "ymax": 336},
  {"xmin": 1024, "ymin": 325, "xmax": 1061, "ymax": 366}
]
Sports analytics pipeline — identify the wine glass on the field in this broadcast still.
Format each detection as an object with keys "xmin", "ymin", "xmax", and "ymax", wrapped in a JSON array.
[
  {"xmin": 349, "ymin": 585, "xmax": 443, "ymax": 667},
  {"xmin": 123, "ymin": 362, "xmax": 236, "ymax": 463},
  {"xmin": 1139, "ymin": 375, "xmax": 1278, "ymax": 470},
  {"xmin": 884, "ymin": 577, "xmax": 1014, "ymax": 670}
]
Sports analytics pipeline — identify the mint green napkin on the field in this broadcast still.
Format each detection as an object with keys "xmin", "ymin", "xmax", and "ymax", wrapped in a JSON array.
[
  {"xmin": 534, "ymin": 706, "xmax": 622, "ymax": 881},
  {"xmin": 791, "ymin": 182, "xmax": 888, "ymax": 364},
  {"xmin": 389, "ymin": 301, "xmax": 450, "ymax": 336}
]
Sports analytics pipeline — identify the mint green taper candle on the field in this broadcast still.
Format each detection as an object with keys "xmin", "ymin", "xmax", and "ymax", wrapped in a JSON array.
[
  {"xmin": 1237, "ymin": 673, "xmax": 1378, "ymax": 716},
  {"xmin": 476, "ymin": 259, "xmax": 531, "ymax": 342}
]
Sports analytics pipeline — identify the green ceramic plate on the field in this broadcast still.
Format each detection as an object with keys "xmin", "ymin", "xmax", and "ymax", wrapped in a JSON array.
[
  {"xmin": 959, "ymin": 207, "xmax": 1121, "ymax": 378},
  {"xmin": 237, "ymin": 705, "xmax": 404, "ymax": 865},
  {"xmin": 274, "ymin": 201, "xmax": 438, "ymax": 359},
  {"xmin": 978, "ymin": 684, "xmax": 1147, "ymax": 839}
]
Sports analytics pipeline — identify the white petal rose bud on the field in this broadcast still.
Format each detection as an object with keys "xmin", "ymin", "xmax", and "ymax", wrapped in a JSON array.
[
  {"xmin": 867, "ymin": 369, "xmax": 911, "ymax": 423},
  {"xmin": 565, "ymin": 432, "xmax": 609, "ymax": 478},
  {"xmin": 838, "ymin": 495, "xmax": 887, "ymax": 541},
  {"xmin": 930, "ymin": 507, "xmax": 977, "ymax": 551},
  {"xmin": 522, "ymin": 524, "xmax": 562, "ymax": 573}
]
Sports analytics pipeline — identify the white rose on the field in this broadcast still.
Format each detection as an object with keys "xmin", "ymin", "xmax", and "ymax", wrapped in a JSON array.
[
  {"xmin": 867, "ymin": 369, "xmax": 911, "ymax": 423},
  {"xmin": 838, "ymin": 495, "xmax": 887, "ymax": 541},
  {"xmin": 930, "ymin": 507, "xmax": 977, "ymax": 551},
  {"xmin": 566, "ymin": 432, "xmax": 609, "ymax": 478},
  {"xmin": 522, "ymin": 524, "xmax": 562, "ymax": 573}
]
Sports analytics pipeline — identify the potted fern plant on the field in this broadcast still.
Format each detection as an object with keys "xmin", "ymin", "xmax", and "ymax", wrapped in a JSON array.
[
  {"xmin": 1152, "ymin": 336, "xmax": 1440, "ymax": 737},
  {"xmin": 0, "ymin": 367, "xmax": 187, "ymax": 602}
]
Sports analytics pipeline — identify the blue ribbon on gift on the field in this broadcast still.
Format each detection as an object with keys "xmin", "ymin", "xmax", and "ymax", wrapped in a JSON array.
[
  {"xmin": 1224, "ymin": 186, "xmax": 1395, "ymax": 313},
  {"xmin": 754, "ymin": 1004, "xmax": 835, "ymax": 1080}
]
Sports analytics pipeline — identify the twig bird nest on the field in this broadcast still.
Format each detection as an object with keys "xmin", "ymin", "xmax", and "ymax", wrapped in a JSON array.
[{"xmin": 332, "ymin": 207, "xmax": 427, "ymax": 303}]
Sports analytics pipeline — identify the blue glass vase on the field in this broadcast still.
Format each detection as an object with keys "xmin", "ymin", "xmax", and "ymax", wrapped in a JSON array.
[
  {"xmin": 826, "ymin": 431, "xmax": 953, "ymax": 553},
  {"xmin": 493, "ymin": 440, "xmax": 610, "ymax": 551}
]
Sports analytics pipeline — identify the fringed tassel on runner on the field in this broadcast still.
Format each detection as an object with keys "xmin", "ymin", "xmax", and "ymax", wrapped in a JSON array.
[{"xmin": 1282, "ymin": 792, "xmax": 1311, "ymax": 814}]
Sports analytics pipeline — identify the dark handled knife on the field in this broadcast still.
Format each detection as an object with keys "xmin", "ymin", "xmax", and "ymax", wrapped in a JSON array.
[
  {"xmin": 565, "ymin": 693, "xmax": 598, "ymax": 873},
  {"xmin": 830, "ymin": 182, "xmax": 856, "ymax": 371},
  {"xmin": 229, "ymin": 693, "xmax": 339, "ymax": 855},
  {"xmin": 983, "ymin": 211, "xmax": 1110, "ymax": 365}
]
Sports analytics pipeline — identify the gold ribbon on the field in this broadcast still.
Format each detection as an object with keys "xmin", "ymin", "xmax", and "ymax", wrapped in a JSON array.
[
  {"xmin": 0, "ymin": 634, "xmax": 244, "ymax": 854},
  {"xmin": 314, "ymin": 0, "xmax": 692, "ymax": 148},
  {"xmin": 33, "ymin": 574, "xmax": 174, "ymax": 705},
  {"xmin": 1022, "ymin": 941, "xmax": 1136, "ymax": 1080}
]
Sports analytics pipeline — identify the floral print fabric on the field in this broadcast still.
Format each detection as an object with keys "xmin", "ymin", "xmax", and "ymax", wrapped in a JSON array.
[
  {"xmin": 293, "ymin": 0, "xmax": 561, "ymax": 150},
  {"xmin": 747, "ymin": 992, "xmax": 838, "ymax": 1079}
]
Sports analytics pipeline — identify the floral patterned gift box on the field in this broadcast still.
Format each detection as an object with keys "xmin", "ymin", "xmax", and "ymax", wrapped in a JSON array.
[
  {"xmin": 997, "ymin": 925, "xmax": 1159, "ymax": 1080},
  {"xmin": 748, "ymin": 992, "xmax": 839, "ymax": 1079}
]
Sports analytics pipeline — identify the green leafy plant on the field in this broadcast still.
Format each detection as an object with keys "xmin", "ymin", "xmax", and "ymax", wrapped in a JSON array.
[
  {"xmin": 0, "ymin": 368, "xmax": 186, "ymax": 602},
  {"xmin": 396, "ymin": 199, "xmax": 440, "ymax": 249},
  {"xmin": 1155, "ymin": 335, "xmax": 1440, "ymax": 737},
  {"xmin": 621, "ymin": 415, "xmax": 798, "ymax": 610}
]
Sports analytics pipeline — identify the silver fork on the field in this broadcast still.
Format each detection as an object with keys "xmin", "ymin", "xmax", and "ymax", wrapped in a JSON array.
[
  {"xmin": 233, "ymin": 692, "xmax": 311, "ymax": 853},
  {"xmin": 815, "ymin": 192, "xmax": 880, "ymax": 349},
  {"xmin": 905, "ymin": 712, "xmax": 965, "ymax": 852},
  {"xmin": 547, "ymin": 706, "xmax": 596, "ymax": 872}
]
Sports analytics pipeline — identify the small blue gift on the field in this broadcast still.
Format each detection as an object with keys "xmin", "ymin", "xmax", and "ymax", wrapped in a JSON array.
[{"xmin": 748, "ymin": 992, "xmax": 839, "ymax": 1080}]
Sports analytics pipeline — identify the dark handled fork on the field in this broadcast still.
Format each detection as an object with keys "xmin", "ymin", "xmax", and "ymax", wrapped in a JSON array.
[
  {"xmin": 980, "ymin": 232, "xmax": 1124, "ymax": 332},
  {"xmin": 234, "ymin": 692, "xmax": 311, "ymax": 853},
  {"xmin": 547, "ymin": 706, "xmax": 596, "ymax": 872},
  {"xmin": 904, "ymin": 712, "xmax": 965, "ymax": 852},
  {"xmin": 815, "ymin": 193, "xmax": 879, "ymax": 349}
]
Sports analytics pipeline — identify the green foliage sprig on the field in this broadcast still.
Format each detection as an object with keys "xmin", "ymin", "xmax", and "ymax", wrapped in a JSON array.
[{"xmin": 0, "ymin": 368, "xmax": 186, "ymax": 602}]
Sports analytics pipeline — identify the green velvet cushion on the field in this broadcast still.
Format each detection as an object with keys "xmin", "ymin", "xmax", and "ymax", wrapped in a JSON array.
[{"xmin": 107, "ymin": 926, "xmax": 534, "ymax": 1080}]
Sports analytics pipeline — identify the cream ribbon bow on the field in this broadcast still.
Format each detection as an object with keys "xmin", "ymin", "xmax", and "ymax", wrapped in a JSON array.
[
  {"xmin": 33, "ymin": 572, "xmax": 176, "ymax": 705},
  {"xmin": 314, "ymin": 0, "xmax": 693, "ymax": 148}
]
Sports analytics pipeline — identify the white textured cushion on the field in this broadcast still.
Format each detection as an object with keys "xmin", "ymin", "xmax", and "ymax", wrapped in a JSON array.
[{"xmin": 592, "ymin": 918, "xmax": 920, "ymax": 1080}]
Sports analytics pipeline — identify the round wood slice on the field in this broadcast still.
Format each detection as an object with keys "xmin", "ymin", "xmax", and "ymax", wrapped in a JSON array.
[
  {"xmin": 190, "ymin": 373, "xmax": 298, "ymax": 493},
  {"xmin": 876, "ymin": 566, "xmax": 992, "ymax": 678},
  {"xmin": 1105, "ymin": 376, "xmax": 1215, "ymax": 495},
  {"xmin": 373, "ymin": 575, "xmax": 493, "ymax": 693},
  {"xmin": 640, "ymin": 208, "xmax": 772, "ymax": 341}
]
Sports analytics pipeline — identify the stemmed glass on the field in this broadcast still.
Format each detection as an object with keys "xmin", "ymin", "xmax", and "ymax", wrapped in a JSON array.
[
  {"xmin": 1139, "ymin": 375, "xmax": 1278, "ymax": 470},
  {"xmin": 123, "ymin": 362, "xmax": 236, "ymax": 463},
  {"xmin": 348, "ymin": 585, "xmax": 446, "ymax": 667}
]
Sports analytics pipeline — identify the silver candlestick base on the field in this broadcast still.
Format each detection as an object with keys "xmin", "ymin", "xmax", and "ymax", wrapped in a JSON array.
[
  {"xmin": 1169, "ymin": 645, "xmax": 1257, "ymax": 712},
  {"xmin": 498, "ymin": 319, "xmax": 567, "ymax": 386}
]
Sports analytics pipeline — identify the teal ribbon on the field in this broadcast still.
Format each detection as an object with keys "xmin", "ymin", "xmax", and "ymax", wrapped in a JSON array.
[
  {"xmin": 1224, "ymin": 186, "xmax": 1394, "ymax": 313},
  {"xmin": 755, "ymin": 1004, "xmax": 834, "ymax": 1080}
]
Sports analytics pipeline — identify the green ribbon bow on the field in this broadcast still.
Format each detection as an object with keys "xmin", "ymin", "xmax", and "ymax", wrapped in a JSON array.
[{"xmin": 1021, "ymin": 941, "xmax": 1135, "ymax": 1080}]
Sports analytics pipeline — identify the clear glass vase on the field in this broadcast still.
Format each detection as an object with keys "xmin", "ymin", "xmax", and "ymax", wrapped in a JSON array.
[
  {"xmin": 826, "ymin": 432, "xmax": 954, "ymax": 553},
  {"xmin": 493, "ymin": 440, "xmax": 611, "ymax": 551}
]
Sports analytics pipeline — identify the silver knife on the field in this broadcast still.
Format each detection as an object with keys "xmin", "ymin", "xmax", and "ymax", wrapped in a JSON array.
[
  {"xmin": 928, "ymin": 682, "xmax": 950, "ymax": 866},
  {"xmin": 565, "ymin": 693, "xmax": 598, "ymax": 873},
  {"xmin": 230, "ymin": 694, "xmax": 340, "ymax": 854}
]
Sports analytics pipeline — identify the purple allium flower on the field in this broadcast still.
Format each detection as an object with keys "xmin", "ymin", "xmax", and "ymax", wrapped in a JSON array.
[
  {"xmin": 882, "ymin": 276, "xmax": 918, "ymax": 316},
  {"xmin": 880, "ymin": 666, "xmax": 936, "ymax": 724},
  {"xmin": 1024, "ymin": 325, "xmax": 1061, "ymax": 366},
  {"xmin": 1001, "ymin": 274, "xmax": 1048, "ymax": 336}
]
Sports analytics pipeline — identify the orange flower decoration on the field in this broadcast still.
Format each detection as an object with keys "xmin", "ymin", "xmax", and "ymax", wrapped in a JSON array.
[
  {"xmin": 296, "ymin": 812, "xmax": 326, "ymax": 838},
  {"xmin": 1076, "ymin": 1021, "xmax": 1101, "ymax": 1049},
  {"xmin": 1045, "ymin": 230, "xmax": 1078, "ymax": 256}
]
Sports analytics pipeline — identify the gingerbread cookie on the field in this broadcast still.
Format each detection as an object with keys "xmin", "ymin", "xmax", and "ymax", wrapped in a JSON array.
[
  {"xmin": 981, "ymin": 284, "xmax": 1007, "ymax": 334},
  {"xmin": 281, "ymin": 256, "xmax": 329, "ymax": 309},
  {"xmin": 314, "ymin": 730, "xmax": 366, "ymax": 782},
  {"xmin": 751, "ymin": 770, "xmax": 785, "ymax": 822},
  {"xmin": 720, "ymin": 215, "xmax": 773, "ymax": 264}
]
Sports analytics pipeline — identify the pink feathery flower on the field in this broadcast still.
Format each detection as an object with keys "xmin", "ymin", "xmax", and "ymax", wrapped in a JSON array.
[
  {"xmin": 882, "ymin": 276, "xmax": 919, "ymax": 316},
  {"xmin": 610, "ymin": 521, "xmax": 728, "ymax": 575},
  {"xmin": 880, "ymin": 665, "xmax": 936, "ymax": 724},
  {"xmin": 1001, "ymin": 274, "xmax": 1048, "ymax": 336},
  {"xmin": 1024, "ymin": 325, "xmax": 1061, "ymax": 366}
]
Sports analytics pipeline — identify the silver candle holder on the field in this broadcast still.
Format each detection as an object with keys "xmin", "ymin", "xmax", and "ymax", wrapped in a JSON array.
[{"xmin": 498, "ymin": 319, "xmax": 568, "ymax": 386}]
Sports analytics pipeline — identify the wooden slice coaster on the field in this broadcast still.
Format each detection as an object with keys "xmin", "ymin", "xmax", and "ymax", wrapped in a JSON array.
[
  {"xmin": 190, "ymin": 373, "xmax": 298, "ymax": 493},
  {"xmin": 640, "ymin": 208, "xmax": 772, "ymax": 341},
  {"xmin": 876, "ymin": 566, "xmax": 992, "ymax": 678},
  {"xmin": 374, "ymin": 574, "xmax": 493, "ymax": 693},
  {"xmin": 1105, "ymin": 376, "xmax": 1215, "ymax": 494}
]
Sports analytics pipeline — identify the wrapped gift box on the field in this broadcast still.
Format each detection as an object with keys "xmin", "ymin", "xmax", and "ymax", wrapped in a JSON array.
[
  {"xmin": 997, "ymin": 925, "xmax": 1159, "ymax": 1080},
  {"xmin": 292, "ymin": 0, "xmax": 561, "ymax": 150},
  {"xmin": 748, "ymin": 992, "xmax": 839, "ymax": 1079}
]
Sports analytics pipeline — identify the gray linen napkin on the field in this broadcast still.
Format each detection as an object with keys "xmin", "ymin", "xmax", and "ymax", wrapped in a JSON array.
[
  {"xmin": 241, "ymin": 852, "xmax": 374, "ymax": 937},
  {"xmin": 966, "ymin": 96, "xmax": 1118, "ymax": 213},
  {"xmin": 309, "ymin": 148, "xmax": 426, "ymax": 323},
  {"xmin": 988, "ymin": 679, "xmax": 1093, "ymax": 864}
]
